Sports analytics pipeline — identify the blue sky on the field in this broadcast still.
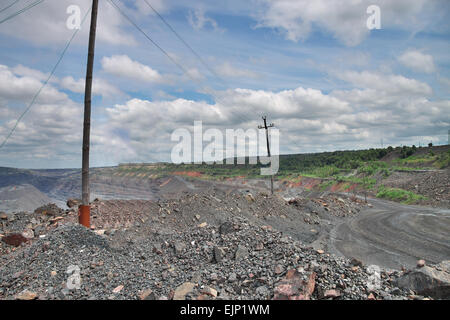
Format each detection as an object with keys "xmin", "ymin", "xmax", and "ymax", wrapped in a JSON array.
[{"xmin": 0, "ymin": 0, "xmax": 449, "ymax": 168}]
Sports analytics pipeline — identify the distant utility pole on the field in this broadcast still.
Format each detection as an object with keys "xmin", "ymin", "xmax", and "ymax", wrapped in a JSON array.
[
  {"xmin": 80, "ymin": 0, "xmax": 99, "ymax": 228},
  {"xmin": 258, "ymin": 116, "xmax": 275, "ymax": 195}
]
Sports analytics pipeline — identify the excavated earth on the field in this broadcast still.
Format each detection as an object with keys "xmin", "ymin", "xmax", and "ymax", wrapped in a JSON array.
[
  {"xmin": 382, "ymin": 169, "xmax": 450, "ymax": 207},
  {"xmin": 0, "ymin": 189, "xmax": 448, "ymax": 300}
]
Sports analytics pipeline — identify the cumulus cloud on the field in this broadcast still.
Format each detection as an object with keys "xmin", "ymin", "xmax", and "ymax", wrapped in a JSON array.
[
  {"xmin": 0, "ymin": 65, "xmax": 67, "ymax": 104},
  {"xmin": 101, "ymin": 55, "xmax": 170, "ymax": 84},
  {"xmin": 398, "ymin": 50, "xmax": 436, "ymax": 73}
]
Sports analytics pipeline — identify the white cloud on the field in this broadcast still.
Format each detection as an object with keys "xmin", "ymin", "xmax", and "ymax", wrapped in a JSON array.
[
  {"xmin": 188, "ymin": 9, "xmax": 224, "ymax": 32},
  {"xmin": 398, "ymin": 50, "xmax": 436, "ymax": 73},
  {"xmin": 12, "ymin": 65, "xmax": 56, "ymax": 83},
  {"xmin": 334, "ymin": 70, "xmax": 432, "ymax": 96},
  {"xmin": 0, "ymin": 65, "xmax": 67, "ymax": 104},
  {"xmin": 101, "ymin": 55, "xmax": 168, "ymax": 84}
]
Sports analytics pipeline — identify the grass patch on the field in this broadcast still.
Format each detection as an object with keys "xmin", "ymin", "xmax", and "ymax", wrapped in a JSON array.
[
  {"xmin": 376, "ymin": 186, "xmax": 427, "ymax": 204},
  {"xmin": 434, "ymin": 150, "xmax": 450, "ymax": 169}
]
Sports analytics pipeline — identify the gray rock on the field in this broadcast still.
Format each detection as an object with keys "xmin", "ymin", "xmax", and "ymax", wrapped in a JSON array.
[
  {"xmin": 235, "ymin": 245, "xmax": 248, "ymax": 261},
  {"xmin": 219, "ymin": 222, "xmax": 234, "ymax": 235},
  {"xmin": 228, "ymin": 273, "xmax": 237, "ymax": 282},
  {"xmin": 174, "ymin": 242, "xmax": 186, "ymax": 255},
  {"xmin": 255, "ymin": 285, "xmax": 270, "ymax": 297},
  {"xmin": 395, "ymin": 260, "xmax": 450, "ymax": 299},
  {"xmin": 214, "ymin": 246, "xmax": 225, "ymax": 263}
]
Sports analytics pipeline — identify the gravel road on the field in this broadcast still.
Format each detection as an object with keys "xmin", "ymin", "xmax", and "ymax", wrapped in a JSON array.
[{"xmin": 328, "ymin": 198, "xmax": 450, "ymax": 270}]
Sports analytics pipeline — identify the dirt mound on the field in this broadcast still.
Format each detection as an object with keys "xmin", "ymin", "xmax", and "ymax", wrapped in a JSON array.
[{"xmin": 286, "ymin": 194, "xmax": 366, "ymax": 218}]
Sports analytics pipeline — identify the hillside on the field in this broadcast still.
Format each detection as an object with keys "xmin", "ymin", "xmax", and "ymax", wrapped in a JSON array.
[{"xmin": 113, "ymin": 145, "xmax": 450, "ymax": 207}]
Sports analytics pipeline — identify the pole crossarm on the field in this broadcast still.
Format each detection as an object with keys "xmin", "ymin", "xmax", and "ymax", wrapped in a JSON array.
[{"xmin": 258, "ymin": 115, "xmax": 275, "ymax": 195}]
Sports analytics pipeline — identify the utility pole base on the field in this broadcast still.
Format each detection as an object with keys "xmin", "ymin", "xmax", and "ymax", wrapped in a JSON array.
[{"xmin": 78, "ymin": 205, "xmax": 90, "ymax": 228}]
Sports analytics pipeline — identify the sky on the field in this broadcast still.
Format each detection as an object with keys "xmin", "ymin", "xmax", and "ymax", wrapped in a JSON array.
[{"xmin": 0, "ymin": 0, "xmax": 449, "ymax": 169}]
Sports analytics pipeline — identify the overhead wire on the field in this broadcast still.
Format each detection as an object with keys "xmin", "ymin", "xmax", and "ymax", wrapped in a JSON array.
[
  {"xmin": 0, "ymin": 0, "xmax": 44, "ymax": 25},
  {"xmin": 0, "ymin": 7, "xmax": 92, "ymax": 149},
  {"xmin": 0, "ymin": 0, "xmax": 20, "ymax": 14}
]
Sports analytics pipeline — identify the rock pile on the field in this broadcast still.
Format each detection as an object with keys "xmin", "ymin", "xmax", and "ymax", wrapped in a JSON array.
[
  {"xmin": 0, "ymin": 214, "xmax": 421, "ymax": 300},
  {"xmin": 1, "ymin": 191, "xmax": 446, "ymax": 300}
]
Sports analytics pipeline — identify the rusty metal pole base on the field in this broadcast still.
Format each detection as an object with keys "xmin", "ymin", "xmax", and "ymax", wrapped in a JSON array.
[{"xmin": 78, "ymin": 205, "xmax": 90, "ymax": 228}]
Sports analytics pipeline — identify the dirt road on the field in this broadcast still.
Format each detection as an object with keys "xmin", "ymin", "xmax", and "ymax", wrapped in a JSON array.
[{"xmin": 328, "ymin": 198, "xmax": 450, "ymax": 270}]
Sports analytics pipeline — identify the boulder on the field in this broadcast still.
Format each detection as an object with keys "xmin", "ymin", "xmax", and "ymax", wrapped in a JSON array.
[
  {"xmin": 245, "ymin": 193, "xmax": 255, "ymax": 203},
  {"xmin": 273, "ymin": 269, "xmax": 316, "ymax": 300},
  {"xmin": 173, "ymin": 282, "xmax": 195, "ymax": 300},
  {"xmin": 66, "ymin": 199, "xmax": 81, "ymax": 208},
  {"xmin": 2, "ymin": 233, "xmax": 29, "ymax": 247},
  {"xmin": 15, "ymin": 290, "xmax": 38, "ymax": 300},
  {"xmin": 395, "ymin": 260, "xmax": 450, "ymax": 299}
]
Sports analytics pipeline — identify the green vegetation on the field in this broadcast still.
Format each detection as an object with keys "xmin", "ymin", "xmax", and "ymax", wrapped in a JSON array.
[
  {"xmin": 400, "ymin": 145, "xmax": 416, "ymax": 159},
  {"xmin": 435, "ymin": 150, "xmax": 450, "ymax": 169},
  {"xmin": 376, "ymin": 186, "xmax": 427, "ymax": 204},
  {"xmin": 358, "ymin": 161, "xmax": 387, "ymax": 175},
  {"xmin": 278, "ymin": 148, "xmax": 388, "ymax": 172}
]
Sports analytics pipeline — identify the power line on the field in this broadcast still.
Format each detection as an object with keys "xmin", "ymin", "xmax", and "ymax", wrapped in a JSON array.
[
  {"xmin": 0, "ymin": 0, "xmax": 44, "ymax": 25},
  {"xmin": 107, "ymin": 0, "xmax": 194, "ymax": 81},
  {"xmin": 107, "ymin": 0, "xmax": 256, "ymax": 126},
  {"xmin": 140, "ymin": 1, "xmax": 258, "ymax": 120},
  {"xmin": 0, "ymin": 0, "xmax": 20, "ymax": 14},
  {"xmin": 142, "ymin": 0, "xmax": 221, "ymax": 81},
  {"xmin": 0, "ymin": 7, "xmax": 91, "ymax": 150}
]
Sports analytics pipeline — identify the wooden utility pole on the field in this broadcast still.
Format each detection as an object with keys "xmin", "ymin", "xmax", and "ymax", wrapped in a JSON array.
[
  {"xmin": 258, "ymin": 116, "xmax": 275, "ymax": 195},
  {"xmin": 80, "ymin": 0, "xmax": 99, "ymax": 228}
]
